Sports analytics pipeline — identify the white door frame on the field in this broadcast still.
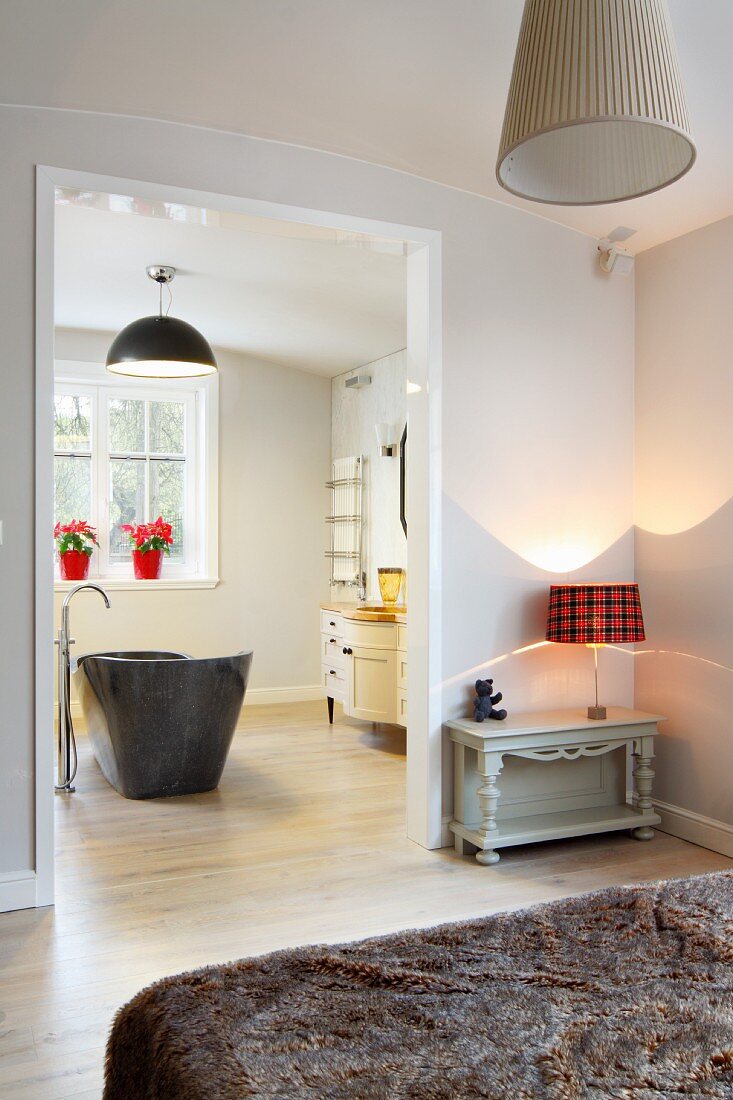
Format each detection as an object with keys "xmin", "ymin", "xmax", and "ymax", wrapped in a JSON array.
[{"xmin": 34, "ymin": 165, "xmax": 442, "ymax": 907}]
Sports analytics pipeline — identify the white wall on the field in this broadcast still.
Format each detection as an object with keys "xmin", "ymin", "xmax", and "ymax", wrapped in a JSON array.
[
  {"xmin": 0, "ymin": 105, "xmax": 634, "ymax": 885},
  {"xmin": 53, "ymin": 328, "xmax": 331, "ymax": 702},
  {"xmin": 331, "ymin": 349, "xmax": 407, "ymax": 601},
  {"xmin": 635, "ymin": 215, "xmax": 733, "ymax": 847}
]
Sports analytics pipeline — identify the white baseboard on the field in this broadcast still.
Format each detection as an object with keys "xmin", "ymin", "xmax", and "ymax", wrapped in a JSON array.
[
  {"xmin": 0, "ymin": 870, "xmax": 36, "ymax": 913},
  {"xmin": 654, "ymin": 799, "xmax": 733, "ymax": 859},
  {"xmin": 244, "ymin": 685, "xmax": 323, "ymax": 706}
]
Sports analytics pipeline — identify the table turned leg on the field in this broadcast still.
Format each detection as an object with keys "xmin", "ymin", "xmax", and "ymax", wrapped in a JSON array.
[
  {"xmin": 476, "ymin": 751, "xmax": 503, "ymax": 865},
  {"xmin": 632, "ymin": 742, "xmax": 656, "ymax": 841}
]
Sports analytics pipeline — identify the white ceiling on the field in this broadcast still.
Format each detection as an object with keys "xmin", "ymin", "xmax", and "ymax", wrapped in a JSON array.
[
  {"xmin": 3, "ymin": 1, "xmax": 733, "ymax": 253},
  {"xmin": 54, "ymin": 198, "xmax": 407, "ymax": 375}
]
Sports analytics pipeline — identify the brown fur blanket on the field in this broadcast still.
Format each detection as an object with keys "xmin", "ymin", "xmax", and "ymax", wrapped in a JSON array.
[{"xmin": 105, "ymin": 871, "xmax": 733, "ymax": 1098}]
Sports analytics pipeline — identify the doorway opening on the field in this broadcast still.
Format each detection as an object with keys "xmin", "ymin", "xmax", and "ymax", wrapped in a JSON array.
[{"xmin": 35, "ymin": 167, "xmax": 442, "ymax": 908}]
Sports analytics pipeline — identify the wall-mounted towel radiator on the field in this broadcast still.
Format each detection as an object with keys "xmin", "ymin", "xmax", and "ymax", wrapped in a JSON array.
[{"xmin": 326, "ymin": 455, "xmax": 365, "ymax": 599}]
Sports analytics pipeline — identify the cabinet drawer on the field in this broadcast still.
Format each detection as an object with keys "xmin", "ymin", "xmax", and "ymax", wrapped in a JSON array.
[
  {"xmin": 342, "ymin": 619, "xmax": 397, "ymax": 650},
  {"xmin": 397, "ymin": 624, "xmax": 407, "ymax": 652},
  {"xmin": 397, "ymin": 654, "xmax": 408, "ymax": 689},
  {"xmin": 320, "ymin": 609, "xmax": 344, "ymax": 636},
  {"xmin": 322, "ymin": 663, "xmax": 345, "ymax": 701},
  {"xmin": 321, "ymin": 633, "xmax": 345, "ymax": 666},
  {"xmin": 396, "ymin": 688, "xmax": 407, "ymax": 727}
]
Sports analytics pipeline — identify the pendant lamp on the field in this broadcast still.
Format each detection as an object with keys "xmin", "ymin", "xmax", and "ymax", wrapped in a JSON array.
[
  {"xmin": 496, "ymin": 0, "xmax": 696, "ymax": 206},
  {"xmin": 106, "ymin": 266, "xmax": 217, "ymax": 378}
]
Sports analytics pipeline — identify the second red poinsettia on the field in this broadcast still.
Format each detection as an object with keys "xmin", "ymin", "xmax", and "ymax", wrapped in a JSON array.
[
  {"xmin": 119, "ymin": 516, "xmax": 174, "ymax": 554},
  {"xmin": 120, "ymin": 516, "xmax": 174, "ymax": 580}
]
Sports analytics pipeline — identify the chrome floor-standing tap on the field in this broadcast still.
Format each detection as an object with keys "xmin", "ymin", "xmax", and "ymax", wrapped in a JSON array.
[{"xmin": 55, "ymin": 582, "xmax": 111, "ymax": 792}]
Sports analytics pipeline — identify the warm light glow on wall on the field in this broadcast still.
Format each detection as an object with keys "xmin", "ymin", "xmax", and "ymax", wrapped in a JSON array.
[
  {"xmin": 446, "ymin": 467, "xmax": 631, "ymax": 575},
  {"xmin": 522, "ymin": 538, "xmax": 602, "ymax": 574},
  {"xmin": 441, "ymin": 641, "xmax": 550, "ymax": 690},
  {"xmin": 635, "ymin": 491, "xmax": 732, "ymax": 537}
]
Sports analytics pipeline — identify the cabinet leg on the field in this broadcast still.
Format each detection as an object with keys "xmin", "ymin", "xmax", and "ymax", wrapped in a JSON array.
[
  {"xmin": 476, "ymin": 753, "xmax": 503, "ymax": 867},
  {"xmin": 327, "ymin": 696, "xmax": 334, "ymax": 724},
  {"xmin": 476, "ymin": 848, "xmax": 500, "ymax": 865},
  {"xmin": 632, "ymin": 749, "xmax": 656, "ymax": 841}
]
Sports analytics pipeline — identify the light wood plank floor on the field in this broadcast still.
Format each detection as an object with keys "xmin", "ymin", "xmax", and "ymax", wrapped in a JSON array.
[{"xmin": 1, "ymin": 700, "xmax": 731, "ymax": 1098}]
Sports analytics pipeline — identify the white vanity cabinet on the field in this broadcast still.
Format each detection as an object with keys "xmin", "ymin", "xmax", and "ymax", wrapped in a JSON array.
[{"xmin": 321, "ymin": 607, "xmax": 406, "ymax": 727}]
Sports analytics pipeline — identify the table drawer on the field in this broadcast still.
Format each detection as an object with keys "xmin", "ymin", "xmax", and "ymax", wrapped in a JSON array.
[
  {"xmin": 397, "ymin": 624, "xmax": 407, "ymax": 651},
  {"xmin": 396, "ymin": 687, "xmax": 407, "ymax": 727},
  {"xmin": 320, "ymin": 610, "xmax": 344, "ymax": 637},
  {"xmin": 397, "ymin": 653, "xmax": 408, "ymax": 689},
  {"xmin": 321, "ymin": 633, "xmax": 345, "ymax": 666}
]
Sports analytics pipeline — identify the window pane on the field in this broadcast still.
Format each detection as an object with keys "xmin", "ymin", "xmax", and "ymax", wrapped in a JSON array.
[
  {"xmin": 109, "ymin": 458, "xmax": 145, "ymax": 561},
  {"xmin": 109, "ymin": 398, "xmax": 145, "ymax": 453},
  {"xmin": 150, "ymin": 459, "xmax": 185, "ymax": 562},
  {"xmin": 54, "ymin": 455, "xmax": 91, "ymax": 524},
  {"xmin": 54, "ymin": 394, "xmax": 91, "ymax": 452},
  {"xmin": 150, "ymin": 401, "xmax": 185, "ymax": 455}
]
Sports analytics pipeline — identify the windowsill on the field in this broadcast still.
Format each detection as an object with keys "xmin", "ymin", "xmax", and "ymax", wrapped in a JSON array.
[{"xmin": 54, "ymin": 577, "xmax": 220, "ymax": 592}]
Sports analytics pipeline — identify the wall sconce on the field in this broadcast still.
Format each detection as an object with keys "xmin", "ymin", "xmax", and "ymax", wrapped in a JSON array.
[
  {"xmin": 597, "ymin": 227, "xmax": 636, "ymax": 276},
  {"xmin": 375, "ymin": 422, "xmax": 396, "ymax": 457},
  {"xmin": 598, "ymin": 241, "xmax": 634, "ymax": 276}
]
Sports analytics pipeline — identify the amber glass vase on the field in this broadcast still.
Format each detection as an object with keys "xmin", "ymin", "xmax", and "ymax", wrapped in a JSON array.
[{"xmin": 377, "ymin": 568, "xmax": 404, "ymax": 605}]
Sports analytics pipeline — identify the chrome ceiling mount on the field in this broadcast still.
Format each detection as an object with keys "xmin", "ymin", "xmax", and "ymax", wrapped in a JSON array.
[{"xmin": 146, "ymin": 265, "xmax": 176, "ymax": 284}]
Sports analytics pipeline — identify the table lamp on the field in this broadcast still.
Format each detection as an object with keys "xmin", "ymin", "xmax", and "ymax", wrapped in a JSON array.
[{"xmin": 545, "ymin": 583, "xmax": 645, "ymax": 720}]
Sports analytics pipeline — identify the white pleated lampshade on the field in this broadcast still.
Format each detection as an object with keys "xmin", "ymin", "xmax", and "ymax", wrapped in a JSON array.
[{"xmin": 496, "ymin": 0, "xmax": 696, "ymax": 206}]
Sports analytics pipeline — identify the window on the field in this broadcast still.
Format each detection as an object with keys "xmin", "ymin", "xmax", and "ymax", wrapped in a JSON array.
[{"xmin": 54, "ymin": 362, "xmax": 218, "ymax": 587}]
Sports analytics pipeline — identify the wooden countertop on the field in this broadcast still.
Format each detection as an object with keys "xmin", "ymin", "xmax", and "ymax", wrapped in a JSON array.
[{"xmin": 321, "ymin": 601, "xmax": 407, "ymax": 624}]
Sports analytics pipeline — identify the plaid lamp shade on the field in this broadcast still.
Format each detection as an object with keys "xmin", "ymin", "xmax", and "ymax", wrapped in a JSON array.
[{"xmin": 545, "ymin": 584, "xmax": 645, "ymax": 644}]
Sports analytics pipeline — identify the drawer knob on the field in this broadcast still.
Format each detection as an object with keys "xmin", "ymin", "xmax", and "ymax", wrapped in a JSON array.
[
  {"xmin": 329, "ymin": 669, "xmax": 336, "ymax": 675},
  {"xmin": 342, "ymin": 647, "xmax": 353, "ymax": 655},
  {"xmin": 329, "ymin": 620, "xmax": 336, "ymax": 627},
  {"xmin": 329, "ymin": 637, "xmax": 336, "ymax": 643}
]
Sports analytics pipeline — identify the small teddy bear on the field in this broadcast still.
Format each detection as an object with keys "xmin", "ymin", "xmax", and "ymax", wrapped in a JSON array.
[{"xmin": 473, "ymin": 678, "xmax": 508, "ymax": 723}]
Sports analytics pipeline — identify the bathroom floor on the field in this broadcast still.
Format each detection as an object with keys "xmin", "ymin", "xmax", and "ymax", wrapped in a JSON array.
[{"xmin": 1, "ymin": 701, "xmax": 731, "ymax": 1098}]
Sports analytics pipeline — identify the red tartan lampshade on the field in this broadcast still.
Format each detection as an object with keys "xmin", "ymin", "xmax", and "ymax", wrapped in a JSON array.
[
  {"xmin": 545, "ymin": 583, "xmax": 644, "ymax": 720},
  {"xmin": 546, "ymin": 584, "xmax": 645, "ymax": 645}
]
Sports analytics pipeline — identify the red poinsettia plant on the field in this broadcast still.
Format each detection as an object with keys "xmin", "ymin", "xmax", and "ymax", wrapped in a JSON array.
[
  {"xmin": 54, "ymin": 519, "xmax": 99, "ymax": 556},
  {"xmin": 119, "ymin": 516, "xmax": 174, "ymax": 555}
]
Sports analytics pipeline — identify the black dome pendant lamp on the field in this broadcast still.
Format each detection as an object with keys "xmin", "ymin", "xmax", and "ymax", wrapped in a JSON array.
[{"xmin": 106, "ymin": 266, "xmax": 217, "ymax": 379}]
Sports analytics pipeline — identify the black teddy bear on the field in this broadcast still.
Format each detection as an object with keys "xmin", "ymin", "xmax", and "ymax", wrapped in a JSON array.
[{"xmin": 473, "ymin": 679, "xmax": 507, "ymax": 723}]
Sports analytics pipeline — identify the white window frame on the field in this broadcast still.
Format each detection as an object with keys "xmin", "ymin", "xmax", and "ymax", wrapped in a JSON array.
[{"xmin": 54, "ymin": 360, "xmax": 219, "ymax": 590}]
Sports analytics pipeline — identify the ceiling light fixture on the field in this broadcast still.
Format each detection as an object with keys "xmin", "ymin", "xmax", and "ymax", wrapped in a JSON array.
[
  {"xmin": 106, "ymin": 266, "xmax": 218, "ymax": 379},
  {"xmin": 496, "ymin": 0, "xmax": 696, "ymax": 206}
]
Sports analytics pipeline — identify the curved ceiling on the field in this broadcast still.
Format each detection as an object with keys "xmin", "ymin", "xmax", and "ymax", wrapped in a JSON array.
[{"xmin": 3, "ymin": 0, "xmax": 732, "ymax": 253}]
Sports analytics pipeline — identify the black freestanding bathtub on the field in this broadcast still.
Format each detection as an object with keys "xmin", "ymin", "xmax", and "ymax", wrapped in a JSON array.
[{"xmin": 73, "ymin": 650, "xmax": 253, "ymax": 799}]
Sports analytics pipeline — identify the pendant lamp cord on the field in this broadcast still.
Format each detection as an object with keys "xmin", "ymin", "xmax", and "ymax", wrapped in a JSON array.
[{"xmin": 157, "ymin": 279, "xmax": 173, "ymax": 318}]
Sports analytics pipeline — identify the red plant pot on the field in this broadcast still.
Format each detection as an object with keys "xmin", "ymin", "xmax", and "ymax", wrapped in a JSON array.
[
  {"xmin": 58, "ymin": 549, "xmax": 91, "ymax": 581},
  {"xmin": 132, "ymin": 549, "xmax": 163, "ymax": 580}
]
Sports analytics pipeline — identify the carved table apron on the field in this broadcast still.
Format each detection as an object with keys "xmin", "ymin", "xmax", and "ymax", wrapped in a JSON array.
[{"xmin": 447, "ymin": 707, "xmax": 664, "ymax": 865}]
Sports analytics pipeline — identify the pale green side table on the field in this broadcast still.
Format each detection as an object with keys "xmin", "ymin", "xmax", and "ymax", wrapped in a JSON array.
[{"xmin": 448, "ymin": 707, "xmax": 663, "ymax": 865}]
